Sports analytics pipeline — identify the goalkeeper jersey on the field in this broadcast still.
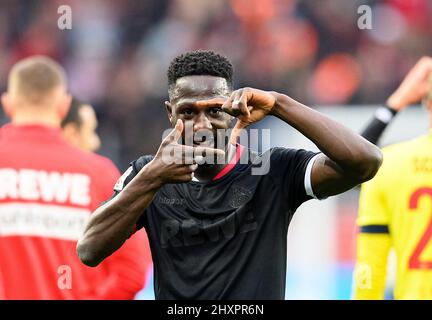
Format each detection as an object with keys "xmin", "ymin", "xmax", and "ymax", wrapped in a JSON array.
[{"xmin": 355, "ymin": 133, "xmax": 432, "ymax": 299}]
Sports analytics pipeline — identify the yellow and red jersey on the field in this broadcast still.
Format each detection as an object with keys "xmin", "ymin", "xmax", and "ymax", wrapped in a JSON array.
[{"xmin": 354, "ymin": 132, "xmax": 432, "ymax": 299}]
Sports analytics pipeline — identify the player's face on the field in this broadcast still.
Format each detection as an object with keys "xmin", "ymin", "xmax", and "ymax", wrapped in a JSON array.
[
  {"xmin": 63, "ymin": 105, "xmax": 101, "ymax": 152},
  {"xmin": 166, "ymin": 75, "xmax": 232, "ymax": 151},
  {"xmin": 77, "ymin": 105, "xmax": 101, "ymax": 152}
]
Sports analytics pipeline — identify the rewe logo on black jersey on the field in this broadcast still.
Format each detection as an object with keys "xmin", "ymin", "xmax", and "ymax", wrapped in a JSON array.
[{"xmin": 159, "ymin": 208, "xmax": 258, "ymax": 248}]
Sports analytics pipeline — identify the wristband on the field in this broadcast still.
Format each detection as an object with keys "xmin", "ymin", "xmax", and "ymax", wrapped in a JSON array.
[{"xmin": 374, "ymin": 104, "xmax": 398, "ymax": 124}]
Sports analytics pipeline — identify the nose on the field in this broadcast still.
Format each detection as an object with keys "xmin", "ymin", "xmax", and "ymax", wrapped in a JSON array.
[{"xmin": 193, "ymin": 112, "xmax": 212, "ymax": 132}]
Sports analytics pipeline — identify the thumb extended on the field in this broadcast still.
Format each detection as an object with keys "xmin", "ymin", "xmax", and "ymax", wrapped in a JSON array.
[{"xmin": 230, "ymin": 120, "xmax": 248, "ymax": 145}]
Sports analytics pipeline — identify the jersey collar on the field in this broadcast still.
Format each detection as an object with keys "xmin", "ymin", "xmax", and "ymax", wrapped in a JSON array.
[
  {"xmin": 0, "ymin": 123, "xmax": 63, "ymax": 142},
  {"xmin": 212, "ymin": 143, "xmax": 245, "ymax": 181}
]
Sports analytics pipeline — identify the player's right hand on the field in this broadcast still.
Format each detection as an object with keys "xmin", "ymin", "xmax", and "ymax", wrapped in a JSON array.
[
  {"xmin": 387, "ymin": 56, "xmax": 432, "ymax": 111},
  {"xmin": 147, "ymin": 120, "xmax": 225, "ymax": 184}
]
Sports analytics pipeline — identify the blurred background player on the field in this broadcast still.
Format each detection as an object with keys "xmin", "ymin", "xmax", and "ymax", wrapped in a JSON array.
[
  {"xmin": 361, "ymin": 57, "xmax": 432, "ymax": 146},
  {"xmin": 61, "ymin": 96, "xmax": 154, "ymax": 298},
  {"xmin": 354, "ymin": 56, "xmax": 432, "ymax": 299},
  {"xmin": 0, "ymin": 56, "xmax": 148, "ymax": 299},
  {"xmin": 61, "ymin": 98, "xmax": 101, "ymax": 153}
]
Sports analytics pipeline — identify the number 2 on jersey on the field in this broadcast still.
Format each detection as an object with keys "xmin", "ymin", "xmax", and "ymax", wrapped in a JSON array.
[{"xmin": 408, "ymin": 187, "xmax": 432, "ymax": 269}]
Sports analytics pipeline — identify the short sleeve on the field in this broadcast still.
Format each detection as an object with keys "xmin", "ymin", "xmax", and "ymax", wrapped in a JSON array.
[
  {"xmin": 269, "ymin": 147, "xmax": 319, "ymax": 212},
  {"xmin": 102, "ymin": 155, "xmax": 154, "ymax": 233},
  {"xmin": 102, "ymin": 165, "xmax": 137, "ymax": 205},
  {"xmin": 102, "ymin": 156, "xmax": 153, "ymax": 208},
  {"xmin": 110, "ymin": 155, "xmax": 154, "ymax": 196},
  {"xmin": 357, "ymin": 160, "xmax": 390, "ymax": 227}
]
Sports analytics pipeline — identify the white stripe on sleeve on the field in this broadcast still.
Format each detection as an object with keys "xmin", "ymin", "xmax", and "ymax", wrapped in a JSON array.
[{"xmin": 304, "ymin": 153, "xmax": 322, "ymax": 199}]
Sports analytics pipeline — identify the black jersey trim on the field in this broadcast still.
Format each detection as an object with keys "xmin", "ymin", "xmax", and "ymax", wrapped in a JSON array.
[{"xmin": 360, "ymin": 224, "xmax": 389, "ymax": 234}]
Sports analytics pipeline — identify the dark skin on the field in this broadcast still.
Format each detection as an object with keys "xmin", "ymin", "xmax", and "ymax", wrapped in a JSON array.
[
  {"xmin": 77, "ymin": 75, "xmax": 382, "ymax": 267},
  {"xmin": 164, "ymin": 76, "xmax": 234, "ymax": 181}
]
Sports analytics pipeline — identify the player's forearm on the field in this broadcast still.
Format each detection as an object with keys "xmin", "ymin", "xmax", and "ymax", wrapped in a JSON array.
[
  {"xmin": 77, "ymin": 164, "xmax": 161, "ymax": 267},
  {"xmin": 271, "ymin": 93, "xmax": 382, "ymax": 182}
]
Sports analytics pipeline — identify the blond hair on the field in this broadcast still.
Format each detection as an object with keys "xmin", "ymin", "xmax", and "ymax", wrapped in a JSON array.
[{"xmin": 8, "ymin": 56, "xmax": 66, "ymax": 105}]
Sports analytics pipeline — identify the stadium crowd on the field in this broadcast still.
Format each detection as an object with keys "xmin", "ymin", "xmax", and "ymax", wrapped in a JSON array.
[{"xmin": 0, "ymin": 0, "xmax": 431, "ymax": 168}]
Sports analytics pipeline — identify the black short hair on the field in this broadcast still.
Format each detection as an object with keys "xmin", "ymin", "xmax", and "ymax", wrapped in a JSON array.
[
  {"xmin": 61, "ymin": 97, "xmax": 85, "ymax": 128},
  {"xmin": 167, "ymin": 50, "xmax": 233, "ymax": 94}
]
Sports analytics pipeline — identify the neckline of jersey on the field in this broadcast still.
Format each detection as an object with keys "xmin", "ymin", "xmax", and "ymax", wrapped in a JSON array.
[
  {"xmin": 189, "ymin": 143, "xmax": 245, "ymax": 186},
  {"xmin": 0, "ymin": 123, "xmax": 63, "ymax": 141}
]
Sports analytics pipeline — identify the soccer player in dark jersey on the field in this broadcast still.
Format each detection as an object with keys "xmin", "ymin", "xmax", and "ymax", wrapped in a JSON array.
[{"xmin": 77, "ymin": 50, "xmax": 382, "ymax": 299}]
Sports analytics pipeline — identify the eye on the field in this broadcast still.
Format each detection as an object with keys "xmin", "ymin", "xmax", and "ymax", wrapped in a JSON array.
[
  {"xmin": 180, "ymin": 108, "xmax": 194, "ymax": 116},
  {"xmin": 209, "ymin": 108, "xmax": 222, "ymax": 116}
]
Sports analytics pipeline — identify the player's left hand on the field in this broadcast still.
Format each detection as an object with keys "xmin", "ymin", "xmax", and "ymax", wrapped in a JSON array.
[{"xmin": 197, "ymin": 88, "xmax": 277, "ymax": 144}]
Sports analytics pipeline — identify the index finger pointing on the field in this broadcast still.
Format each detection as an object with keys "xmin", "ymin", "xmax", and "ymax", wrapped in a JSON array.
[
  {"xmin": 195, "ymin": 98, "xmax": 227, "ymax": 108},
  {"xmin": 182, "ymin": 145, "xmax": 226, "ymax": 158}
]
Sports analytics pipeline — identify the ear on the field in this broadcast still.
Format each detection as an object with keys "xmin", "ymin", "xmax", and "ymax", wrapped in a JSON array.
[
  {"xmin": 58, "ymin": 94, "xmax": 72, "ymax": 120},
  {"xmin": 1, "ymin": 93, "xmax": 13, "ymax": 119},
  {"xmin": 61, "ymin": 123, "xmax": 79, "ymax": 146},
  {"xmin": 165, "ymin": 101, "xmax": 174, "ymax": 124}
]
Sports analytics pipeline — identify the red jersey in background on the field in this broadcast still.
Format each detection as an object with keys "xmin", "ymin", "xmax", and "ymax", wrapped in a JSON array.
[{"xmin": 0, "ymin": 124, "xmax": 152, "ymax": 299}]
